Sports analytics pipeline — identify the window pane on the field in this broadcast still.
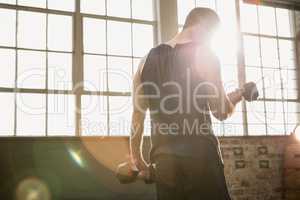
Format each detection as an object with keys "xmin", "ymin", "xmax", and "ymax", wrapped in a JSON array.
[
  {"xmin": 282, "ymin": 70, "xmax": 298, "ymax": 99},
  {"xmin": 263, "ymin": 69, "xmax": 282, "ymax": 99},
  {"xmin": 0, "ymin": 49, "xmax": 15, "ymax": 88},
  {"xmin": 260, "ymin": 37, "xmax": 279, "ymax": 67},
  {"xmin": 107, "ymin": 0, "xmax": 130, "ymax": 18},
  {"xmin": 177, "ymin": 0, "xmax": 195, "ymax": 25},
  {"xmin": 221, "ymin": 65, "xmax": 238, "ymax": 92},
  {"xmin": 48, "ymin": 0, "xmax": 75, "ymax": 12},
  {"xmin": 48, "ymin": 52, "xmax": 72, "ymax": 90},
  {"xmin": 265, "ymin": 101, "xmax": 284, "ymax": 124},
  {"xmin": 132, "ymin": 24, "xmax": 153, "ymax": 57},
  {"xmin": 81, "ymin": 0, "xmax": 105, "ymax": 15},
  {"xmin": 224, "ymin": 124, "xmax": 243, "ymax": 136},
  {"xmin": 285, "ymin": 102, "xmax": 300, "ymax": 133},
  {"xmin": 240, "ymin": 2, "xmax": 258, "ymax": 33},
  {"xmin": 18, "ymin": 11, "xmax": 46, "ymax": 49},
  {"xmin": 0, "ymin": 9, "xmax": 16, "ymax": 47},
  {"xmin": 81, "ymin": 95, "xmax": 108, "ymax": 136},
  {"xmin": 196, "ymin": 0, "xmax": 216, "ymax": 9},
  {"xmin": 107, "ymin": 21, "xmax": 131, "ymax": 56},
  {"xmin": 48, "ymin": 94, "xmax": 75, "ymax": 135},
  {"xmin": 108, "ymin": 56, "xmax": 132, "ymax": 92},
  {"xmin": 16, "ymin": 93, "xmax": 46, "ymax": 136},
  {"xmin": 84, "ymin": 55, "xmax": 107, "ymax": 91},
  {"xmin": 132, "ymin": 0, "xmax": 154, "ymax": 20},
  {"xmin": 83, "ymin": 18, "xmax": 106, "ymax": 54},
  {"xmin": 0, "ymin": 0, "xmax": 15, "ymax": 4},
  {"xmin": 109, "ymin": 96, "xmax": 131, "ymax": 136},
  {"xmin": 276, "ymin": 8, "xmax": 293, "ymax": 38},
  {"xmin": 259, "ymin": 6, "xmax": 276, "ymax": 36},
  {"xmin": 18, "ymin": 0, "xmax": 46, "ymax": 8},
  {"xmin": 243, "ymin": 35, "xmax": 261, "ymax": 67},
  {"xmin": 265, "ymin": 101, "xmax": 285, "ymax": 135},
  {"xmin": 0, "ymin": 93, "xmax": 14, "ymax": 136},
  {"xmin": 48, "ymin": 14, "xmax": 72, "ymax": 51},
  {"xmin": 246, "ymin": 67, "xmax": 264, "ymax": 97},
  {"xmin": 247, "ymin": 101, "xmax": 266, "ymax": 135},
  {"xmin": 279, "ymin": 39, "xmax": 295, "ymax": 69},
  {"xmin": 17, "ymin": 50, "xmax": 46, "ymax": 89}
]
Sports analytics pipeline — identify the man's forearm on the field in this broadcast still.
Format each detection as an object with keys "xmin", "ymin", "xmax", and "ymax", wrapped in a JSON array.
[
  {"xmin": 214, "ymin": 89, "xmax": 243, "ymax": 121},
  {"xmin": 227, "ymin": 88, "xmax": 243, "ymax": 106},
  {"xmin": 129, "ymin": 112, "xmax": 148, "ymax": 170}
]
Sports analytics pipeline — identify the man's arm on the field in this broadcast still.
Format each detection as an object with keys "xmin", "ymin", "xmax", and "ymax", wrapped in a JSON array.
[
  {"xmin": 130, "ymin": 57, "xmax": 149, "ymax": 171},
  {"xmin": 201, "ymin": 52, "xmax": 243, "ymax": 121}
]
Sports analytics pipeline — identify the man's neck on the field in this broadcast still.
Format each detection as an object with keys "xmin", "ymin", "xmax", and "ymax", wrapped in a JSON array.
[{"xmin": 166, "ymin": 31, "xmax": 208, "ymax": 48}]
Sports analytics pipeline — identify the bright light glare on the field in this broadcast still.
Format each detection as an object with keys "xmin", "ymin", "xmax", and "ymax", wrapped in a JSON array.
[
  {"xmin": 210, "ymin": 25, "xmax": 238, "ymax": 65},
  {"xmin": 69, "ymin": 149, "xmax": 85, "ymax": 168},
  {"xmin": 16, "ymin": 177, "xmax": 50, "ymax": 200}
]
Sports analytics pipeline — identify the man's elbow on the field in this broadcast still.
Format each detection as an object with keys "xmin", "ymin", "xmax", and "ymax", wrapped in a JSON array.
[
  {"xmin": 212, "ymin": 106, "xmax": 234, "ymax": 121},
  {"xmin": 213, "ymin": 112, "xmax": 230, "ymax": 121}
]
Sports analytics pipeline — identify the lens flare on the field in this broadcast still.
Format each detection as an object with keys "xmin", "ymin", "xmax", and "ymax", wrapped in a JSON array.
[
  {"xmin": 68, "ymin": 149, "xmax": 85, "ymax": 168},
  {"xmin": 210, "ymin": 26, "xmax": 238, "ymax": 65},
  {"xmin": 15, "ymin": 177, "xmax": 50, "ymax": 200}
]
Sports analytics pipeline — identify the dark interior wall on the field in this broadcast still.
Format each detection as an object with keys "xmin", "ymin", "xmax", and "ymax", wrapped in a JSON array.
[{"xmin": 0, "ymin": 136, "xmax": 291, "ymax": 200}]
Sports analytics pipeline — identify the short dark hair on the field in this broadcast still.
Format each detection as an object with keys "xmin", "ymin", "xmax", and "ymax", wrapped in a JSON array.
[{"xmin": 183, "ymin": 7, "xmax": 220, "ymax": 30}]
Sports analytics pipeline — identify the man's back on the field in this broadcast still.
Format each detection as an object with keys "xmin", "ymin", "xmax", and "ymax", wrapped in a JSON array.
[{"xmin": 140, "ymin": 42, "xmax": 221, "ymax": 162}]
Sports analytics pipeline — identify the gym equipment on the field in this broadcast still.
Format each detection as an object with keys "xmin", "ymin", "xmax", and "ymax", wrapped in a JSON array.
[
  {"xmin": 242, "ymin": 82, "xmax": 259, "ymax": 102},
  {"xmin": 116, "ymin": 162, "xmax": 155, "ymax": 184}
]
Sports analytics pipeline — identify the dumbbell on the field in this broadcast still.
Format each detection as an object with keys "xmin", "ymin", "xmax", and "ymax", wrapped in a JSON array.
[
  {"xmin": 116, "ymin": 162, "xmax": 155, "ymax": 184},
  {"xmin": 241, "ymin": 82, "xmax": 259, "ymax": 101}
]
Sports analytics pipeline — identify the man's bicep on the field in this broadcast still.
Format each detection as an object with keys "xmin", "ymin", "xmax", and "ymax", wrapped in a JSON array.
[
  {"xmin": 204, "ymin": 55, "xmax": 231, "ymax": 120},
  {"xmin": 205, "ymin": 56, "xmax": 225, "ymax": 98},
  {"xmin": 131, "ymin": 61, "xmax": 148, "ymax": 138},
  {"xmin": 133, "ymin": 56, "xmax": 149, "ymax": 113}
]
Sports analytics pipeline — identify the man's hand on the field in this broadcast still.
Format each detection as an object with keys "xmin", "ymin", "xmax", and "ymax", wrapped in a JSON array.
[
  {"xmin": 131, "ymin": 156, "xmax": 150, "ymax": 180},
  {"xmin": 242, "ymin": 82, "xmax": 259, "ymax": 101}
]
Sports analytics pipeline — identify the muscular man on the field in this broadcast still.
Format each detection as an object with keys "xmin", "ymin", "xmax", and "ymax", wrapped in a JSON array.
[{"xmin": 130, "ymin": 8, "xmax": 243, "ymax": 200}]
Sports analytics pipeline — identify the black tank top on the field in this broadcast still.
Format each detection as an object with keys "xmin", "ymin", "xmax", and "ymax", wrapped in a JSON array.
[{"xmin": 141, "ymin": 43, "xmax": 222, "ymax": 162}]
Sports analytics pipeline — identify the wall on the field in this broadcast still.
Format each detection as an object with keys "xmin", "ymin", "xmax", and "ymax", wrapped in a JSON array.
[
  {"xmin": 0, "ymin": 136, "xmax": 292, "ymax": 200},
  {"xmin": 220, "ymin": 136, "xmax": 289, "ymax": 200}
]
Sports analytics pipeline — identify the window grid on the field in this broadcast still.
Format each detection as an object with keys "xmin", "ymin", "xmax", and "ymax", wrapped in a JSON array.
[
  {"xmin": 81, "ymin": 0, "xmax": 156, "ymax": 136},
  {"xmin": 0, "ymin": 0, "xmax": 157, "ymax": 136},
  {"xmin": 241, "ymin": 2, "xmax": 299, "ymax": 136},
  {"xmin": 0, "ymin": 2, "xmax": 75, "ymax": 136}
]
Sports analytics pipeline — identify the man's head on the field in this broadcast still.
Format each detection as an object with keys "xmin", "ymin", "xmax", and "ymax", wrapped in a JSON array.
[{"xmin": 182, "ymin": 7, "xmax": 220, "ymax": 43}]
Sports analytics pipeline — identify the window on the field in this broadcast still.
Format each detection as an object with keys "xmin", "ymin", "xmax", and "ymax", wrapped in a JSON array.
[
  {"xmin": 81, "ymin": 0, "xmax": 155, "ymax": 136},
  {"xmin": 177, "ymin": 0, "xmax": 299, "ymax": 136},
  {"xmin": 0, "ymin": 1, "xmax": 74, "ymax": 136},
  {"xmin": 240, "ymin": 1, "xmax": 299, "ymax": 135},
  {"xmin": 0, "ymin": 0, "xmax": 155, "ymax": 136}
]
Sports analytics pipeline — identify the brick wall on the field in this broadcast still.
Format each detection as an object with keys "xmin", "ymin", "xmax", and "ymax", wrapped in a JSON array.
[{"xmin": 220, "ymin": 136, "xmax": 289, "ymax": 200}]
